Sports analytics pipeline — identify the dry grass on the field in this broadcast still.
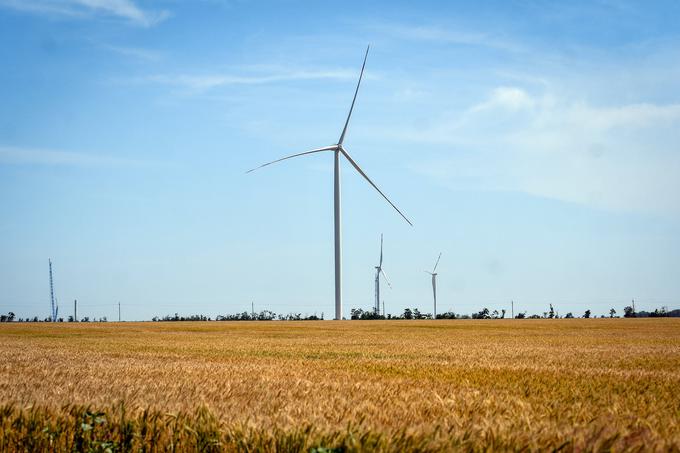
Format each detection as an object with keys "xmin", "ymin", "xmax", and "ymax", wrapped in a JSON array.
[{"xmin": 1, "ymin": 319, "xmax": 679, "ymax": 451}]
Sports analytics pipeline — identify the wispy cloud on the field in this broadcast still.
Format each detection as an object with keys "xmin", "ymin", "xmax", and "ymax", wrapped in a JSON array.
[
  {"xmin": 370, "ymin": 22, "xmax": 524, "ymax": 53},
  {"xmin": 126, "ymin": 68, "xmax": 364, "ymax": 94},
  {"xmin": 101, "ymin": 44, "xmax": 163, "ymax": 61},
  {"xmin": 0, "ymin": 145, "xmax": 155, "ymax": 167},
  {"xmin": 0, "ymin": 0, "xmax": 169, "ymax": 27}
]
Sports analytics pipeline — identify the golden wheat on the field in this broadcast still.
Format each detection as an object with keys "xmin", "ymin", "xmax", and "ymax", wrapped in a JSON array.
[{"xmin": 1, "ymin": 319, "xmax": 679, "ymax": 451}]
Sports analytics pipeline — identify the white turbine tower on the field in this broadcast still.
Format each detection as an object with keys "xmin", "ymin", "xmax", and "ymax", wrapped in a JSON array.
[
  {"xmin": 374, "ymin": 234, "xmax": 391, "ymax": 315},
  {"xmin": 425, "ymin": 253, "xmax": 442, "ymax": 318},
  {"xmin": 247, "ymin": 46, "xmax": 412, "ymax": 320}
]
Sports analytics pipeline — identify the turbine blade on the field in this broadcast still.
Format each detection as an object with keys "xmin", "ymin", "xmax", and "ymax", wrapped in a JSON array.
[
  {"xmin": 246, "ymin": 145, "xmax": 337, "ymax": 173},
  {"xmin": 379, "ymin": 233, "xmax": 383, "ymax": 267},
  {"xmin": 380, "ymin": 268, "xmax": 392, "ymax": 288},
  {"xmin": 424, "ymin": 270, "xmax": 433, "ymax": 275},
  {"xmin": 340, "ymin": 148, "xmax": 413, "ymax": 226},
  {"xmin": 338, "ymin": 45, "xmax": 369, "ymax": 145},
  {"xmin": 432, "ymin": 252, "xmax": 442, "ymax": 272}
]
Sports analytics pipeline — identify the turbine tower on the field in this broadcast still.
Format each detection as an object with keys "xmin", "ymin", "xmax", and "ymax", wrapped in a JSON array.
[
  {"xmin": 374, "ymin": 234, "xmax": 391, "ymax": 315},
  {"xmin": 425, "ymin": 253, "xmax": 441, "ymax": 318},
  {"xmin": 48, "ymin": 259, "xmax": 58, "ymax": 322},
  {"xmin": 247, "ymin": 46, "xmax": 412, "ymax": 320}
]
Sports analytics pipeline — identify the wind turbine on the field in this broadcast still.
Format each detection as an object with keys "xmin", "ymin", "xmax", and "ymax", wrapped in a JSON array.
[
  {"xmin": 374, "ymin": 234, "xmax": 391, "ymax": 315},
  {"xmin": 48, "ymin": 258, "xmax": 58, "ymax": 322},
  {"xmin": 247, "ymin": 46, "xmax": 412, "ymax": 320},
  {"xmin": 425, "ymin": 253, "xmax": 441, "ymax": 318}
]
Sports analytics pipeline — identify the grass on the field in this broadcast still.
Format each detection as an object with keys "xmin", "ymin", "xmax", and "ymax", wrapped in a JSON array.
[{"xmin": 1, "ymin": 319, "xmax": 679, "ymax": 451}]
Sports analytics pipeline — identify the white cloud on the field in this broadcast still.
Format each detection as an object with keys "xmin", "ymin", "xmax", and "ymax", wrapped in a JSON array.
[
  {"xmin": 0, "ymin": 0, "xmax": 168, "ymax": 27},
  {"xmin": 406, "ymin": 87, "xmax": 680, "ymax": 216},
  {"xmin": 472, "ymin": 87, "xmax": 535, "ymax": 112}
]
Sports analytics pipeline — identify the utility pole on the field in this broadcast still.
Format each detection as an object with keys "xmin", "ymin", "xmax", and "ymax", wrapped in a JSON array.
[
  {"xmin": 74, "ymin": 299, "xmax": 77, "ymax": 322},
  {"xmin": 511, "ymin": 300, "xmax": 514, "ymax": 319},
  {"xmin": 118, "ymin": 302, "xmax": 121, "ymax": 322}
]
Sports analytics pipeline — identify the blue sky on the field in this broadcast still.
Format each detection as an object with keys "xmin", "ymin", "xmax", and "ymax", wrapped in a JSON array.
[{"xmin": 1, "ymin": 0, "xmax": 679, "ymax": 320}]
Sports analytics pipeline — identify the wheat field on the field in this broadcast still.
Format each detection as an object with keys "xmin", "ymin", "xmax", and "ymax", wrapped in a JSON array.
[{"xmin": 1, "ymin": 319, "xmax": 679, "ymax": 451}]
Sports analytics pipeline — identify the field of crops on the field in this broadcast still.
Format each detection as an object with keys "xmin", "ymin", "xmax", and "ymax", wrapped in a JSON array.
[{"xmin": 1, "ymin": 319, "xmax": 679, "ymax": 451}]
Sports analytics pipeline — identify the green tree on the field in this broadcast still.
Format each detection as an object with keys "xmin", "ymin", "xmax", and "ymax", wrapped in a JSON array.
[
  {"xmin": 473, "ymin": 308, "xmax": 490, "ymax": 319},
  {"xmin": 649, "ymin": 307, "xmax": 667, "ymax": 318},
  {"xmin": 584, "ymin": 310, "xmax": 591, "ymax": 319}
]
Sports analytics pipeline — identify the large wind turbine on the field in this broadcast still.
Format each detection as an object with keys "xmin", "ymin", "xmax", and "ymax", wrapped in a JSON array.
[
  {"xmin": 425, "ymin": 253, "xmax": 441, "ymax": 318},
  {"xmin": 374, "ymin": 234, "xmax": 391, "ymax": 315},
  {"xmin": 247, "ymin": 46, "xmax": 412, "ymax": 320}
]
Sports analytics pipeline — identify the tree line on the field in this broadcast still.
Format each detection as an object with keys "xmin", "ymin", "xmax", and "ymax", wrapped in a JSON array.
[
  {"xmin": 152, "ymin": 311, "xmax": 324, "ymax": 322},
  {"xmin": 0, "ymin": 313, "xmax": 107, "ymax": 322},
  {"xmin": 351, "ymin": 304, "xmax": 680, "ymax": 320},
  {"xmin": 1, "ymin": 305, "xmax": 678, "ymax": 323}
]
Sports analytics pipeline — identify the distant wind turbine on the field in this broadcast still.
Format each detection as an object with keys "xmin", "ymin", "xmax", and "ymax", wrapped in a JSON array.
[
  {"xmin": 48, "ymin": 258, "xmax": 58, "ymax": 322},
  {"xmin": 425, "ymin": 253, "xmax": 441, "ymax": 318},
  {"xmin": 247, "ymin": 46, "xmax": 412, "ymax": 320},
  {"xmin": 374, "ymin": 234, "xmax": 391, "ymax": 315}
]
